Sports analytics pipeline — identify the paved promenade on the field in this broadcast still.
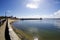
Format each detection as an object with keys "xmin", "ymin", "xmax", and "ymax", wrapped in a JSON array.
[
  {"xmin": 0, "ymin": 21, "xmax": 6, "ymax": 40},
  {"xmin": 8, "ymin": 19, "xmax": 21, "ymax": 40},
  {"xmin": 0, "ymin": 18, "xmax": 21, "ymax": 40}
]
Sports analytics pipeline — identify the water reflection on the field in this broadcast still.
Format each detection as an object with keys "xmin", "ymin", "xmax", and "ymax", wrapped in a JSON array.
[
  {"xmin": 54, "ymin": 20, "xmax": 60, "ymax": 29},
  {"xmin": 12, "ymin": 19, "xmax": 60, "ymax": 40},
  {"xmin": 34, "ymin": 37, "xmax": 38, "ymax": 40}
]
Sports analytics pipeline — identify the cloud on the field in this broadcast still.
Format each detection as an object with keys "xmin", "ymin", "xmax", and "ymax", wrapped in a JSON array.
[
  {"xmin": 20, "ymin": 15, "xmax": 40, "ymax": 18},
  {"xmin": 25, "ymin": 0, "xmax": 41, "ymax": 9},
  {"xmin": 53, "ymin": 10, "xmax": 60, "ymax": 18},
  {"xmin": 20, "ymin": 10, "xmax": 60, "ymax": 18},
  {"xmin": 26, "ymin": 3, "xmax": 38, "ymax": 8},
  {"xmin": 47, "ymin": 10, "xmax": 60, "ymax": 18},
  {"xmin": 20, "ymin": 14, "xmax": 53, "ymax": 18}
]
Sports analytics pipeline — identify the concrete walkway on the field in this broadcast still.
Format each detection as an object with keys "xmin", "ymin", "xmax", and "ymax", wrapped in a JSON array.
[
  {"xmin": 8, "ymin": 19, "xmax": 21, "ymax": 40},
  {"xmin": 0, "ymin": 21, "xmax": 6, "ymax": 40},
  {"xmin": 0, "ymin": 18, "xmax": 21, "ymax": 40}
]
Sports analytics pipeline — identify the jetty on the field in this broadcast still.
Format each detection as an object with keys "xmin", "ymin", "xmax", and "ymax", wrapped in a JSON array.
[{"xmin": 20, "ymin": 18, "xmax": 43, "ymax": 20}]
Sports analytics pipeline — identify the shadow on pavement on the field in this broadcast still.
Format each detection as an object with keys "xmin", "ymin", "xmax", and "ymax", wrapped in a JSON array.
[{"xmin": 5, "ymin": 19, "xmax": 11, "ymax": 40}]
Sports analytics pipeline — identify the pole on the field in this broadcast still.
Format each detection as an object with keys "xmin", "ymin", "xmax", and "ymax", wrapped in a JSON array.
[
  {"xmin": 5, "ymin": 11, "xmax": 6, "ymax": 20},
  {"xmin": 5, "ymin": 11, "xmax": 6, "ymax": 17}
]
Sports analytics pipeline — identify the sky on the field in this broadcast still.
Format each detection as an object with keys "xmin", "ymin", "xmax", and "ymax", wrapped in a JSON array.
[{"xmin": 0, "ymin": 0, "xmax": 60, "ymax": 18}]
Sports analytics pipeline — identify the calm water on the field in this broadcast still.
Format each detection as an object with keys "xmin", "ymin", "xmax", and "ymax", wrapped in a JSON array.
[{"xmin": 12, "ymin": 19, "xmax": 60, "ymax": 40}]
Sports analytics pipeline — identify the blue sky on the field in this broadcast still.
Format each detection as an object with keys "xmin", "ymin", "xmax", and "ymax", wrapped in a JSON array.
[{"xmin": 0, "ymin": 0, "xmax": 60, "ymax": 18}]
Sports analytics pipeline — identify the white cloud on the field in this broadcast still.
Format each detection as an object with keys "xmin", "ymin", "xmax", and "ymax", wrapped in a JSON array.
[
  {"xmin": 54, "ymin": 10, "xmax": 60, "ymax": 15},
  {"xmin": 20, "ymin": 10, "xmax": 60, "ymax": 18},
  {"xmin": 20, "ymin": 14, "xmax": 52, "ymax": 18},
  {"xmin": 20, "ymin": 15, "xmax": 40, "ymax": 18},
  {"xmin": 47, "ymin": 10, "xmax": 60, "ymax": 18},
  {"xmin": 41, "ymin": 10, "xmax": 60, "ymax": 18},
  {"xmin": 26, "ymin": 3, "xmax": 38, "ymax": 8},
  {"xmin": 53, "ymin": 10, "xmax": 60, "ymax": 18},
  {"xmin": 25, "ymin": 0, "xmax": 41, "ymax": 9}
]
